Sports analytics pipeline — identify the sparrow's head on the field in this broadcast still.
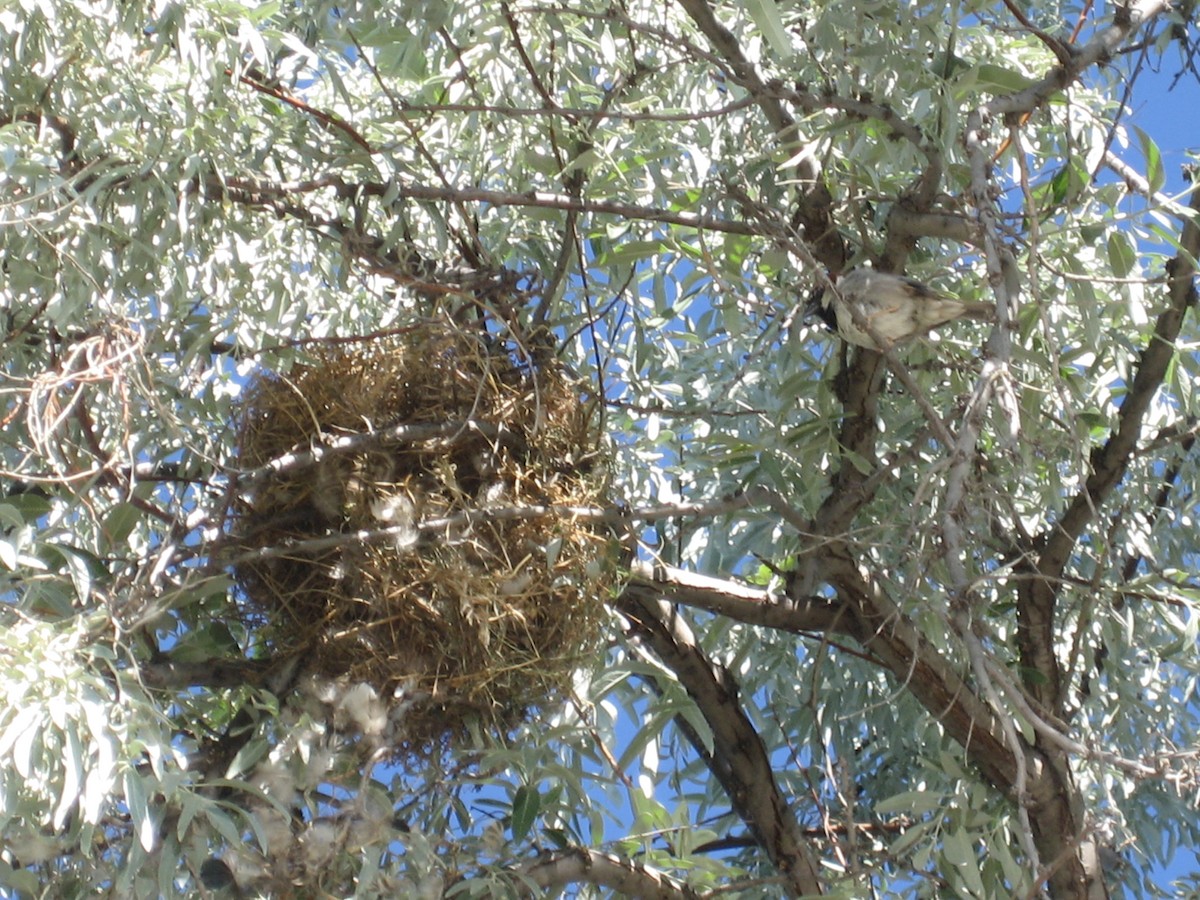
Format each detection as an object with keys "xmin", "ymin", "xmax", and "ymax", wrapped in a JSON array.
[{"xmin": 804, "ymin": 283, "xmax": 838, "ymax": 332}]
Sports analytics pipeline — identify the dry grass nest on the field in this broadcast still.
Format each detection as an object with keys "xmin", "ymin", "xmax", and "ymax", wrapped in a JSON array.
[{"xmin": 230, "ymin": 327, "xmax": 615, "ymax": 753}]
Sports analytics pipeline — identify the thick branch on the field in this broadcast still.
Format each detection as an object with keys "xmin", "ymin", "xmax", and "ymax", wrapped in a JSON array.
[
  {"xmin": 1039, "ymin": 182, "xmax": 1200, "ymax": 578},
  {"xmin": 822, "ymin": 556, "xmax": 1019, "ymax": 791},
  {"xmin": 210, "ymin": 174, "xmax": 759, "ymax": 237},
  {"xmin": 888, "ymin": 209, "xmax": 978, "ymax": 244},
  {"xmin": 618, "ymin": 590, "xmax": 824, "ymax": 897},
  {"xmin": 1010, "ymin": 170, "xmax": 1198, "ymax": 900},
  {"xmin": 627, "ymin": 560, "xmax": 845, "ymax": 633},
  {"xmin": 672, "ymin": 0, "xmax": 792, "ymax": 135},
  {"xmin": 982, "ymin": 0, "xmax": 1170, "ymax": 117},
  {"xmin": 809, "ymin": 350, "xmax": 888, "ymax": 537},
  {"xmin": 625, "ymin": 557, "xmax": 1029, "ymax": 865},
  {"xmin": 1019, "ymin": 178, "xmax": 1200, "ymax": 717},
  {"xmin": 674, "ymin": 0, "xmax": 842, "ymax": 267},
  {"xmin": 520, "ymin": 848, "xmax": 700, "ymax": 900}
]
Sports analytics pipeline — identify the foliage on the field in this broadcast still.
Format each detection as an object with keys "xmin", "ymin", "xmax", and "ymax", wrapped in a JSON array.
[{"xmin": 2, "ymin": 0, "xmax": 1199, "ymax": 897}]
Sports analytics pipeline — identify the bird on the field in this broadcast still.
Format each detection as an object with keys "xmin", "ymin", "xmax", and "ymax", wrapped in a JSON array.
[{"xmin": 806, "ymin": 268, "xmax": 994, "ymax": 348}]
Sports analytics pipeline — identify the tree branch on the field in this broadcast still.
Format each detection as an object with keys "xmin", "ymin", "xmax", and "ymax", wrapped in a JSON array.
[
  {"xmin": 674, "ymin": 0, "xmax": 843, "ymax": 267},
  {"xmin": 821, "ymin": 556, "xmax": 1019, "ymax": 790},
  {"xmin": 1027, "ymin": 176, "xmax": 1200, "ymax": 704},
  {"xmin": 982, "ymin": 0, "xmax": 1170, "ymax": 117},
  {"xmin": 618, "ymin": 590, "xmax": 825, "ymax": 897},
  {"xmin": 1006, "ymin": 144, "xmax": 1197, "ymax": 900},
  {"xmin": 626, "ymin": 560, "xmax": 846, "ymax": 633},
  {"xmin": 209, "ymin": 173, "xmax": 760, "ymax": 238},
  {"xmin": 520, "ymin": 848, "xmax": 701, "ymax": 900}
]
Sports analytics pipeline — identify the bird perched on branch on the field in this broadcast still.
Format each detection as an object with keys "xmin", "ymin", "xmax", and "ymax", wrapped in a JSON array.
[{"xmin": 806, "ymin": 268, "xmax": 994, "ymax": 348}]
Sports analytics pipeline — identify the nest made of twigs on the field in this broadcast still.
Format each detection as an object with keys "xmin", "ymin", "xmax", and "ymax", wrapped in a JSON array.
[{"xmin": 230, "ymin": 326, "xmax": 614, "ymax": 753}]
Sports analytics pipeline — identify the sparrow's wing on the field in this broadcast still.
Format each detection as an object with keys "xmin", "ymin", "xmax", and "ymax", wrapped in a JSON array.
[{"xmin": 898, "ymin": 274, "xmax": 948, "ymax": 299}]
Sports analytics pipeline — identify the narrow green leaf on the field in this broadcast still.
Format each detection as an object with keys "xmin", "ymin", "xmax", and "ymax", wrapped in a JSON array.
[
  {"xmin": 510, "ymin": 786, "xmax": 539, "ymax": 842},
  {"xmin": 974, "ymin": 63, "xmax": 1037, "ymax": 93},
  {"xmin": 943, "ymin": 828, "xmax": 986, "ymax": 896},
  {"xmin": 205, "ymin": 807, "xmax": 243, "ymax": 847},
  {"xmin": 941, "ymin": 827, "xmax": 975, "ymax": 867},
  {"xmin": 876, "ymin": 789, "xmax": 946, "ymax": 816},
  {"xmin": 53, "ymin": 725, "xmax": 85, "ymax": 830},
  {"xmin": 0, "ymin": 859, "xmax": 41, "ymax": 896},
  {"xmin": 890, "ymin": 820, "xmax": 932, "ymax": 856},
  {"xmin": 177, "ymin": 792, "xmax": 202, "ymax": 840},
  {"xmin": 0, "ymin": 503, "xmax": 24, "ymax": 529},
  {"xmin": 226, "ymin": 736, "xmax": 269, "ymax": 779},
  {"xmin": 100, "ymin": 502, "xmax": 142, "ymax": 550},
  {"xmin": 747, "ymin": 0, "xmax": 794, "ymax": 59},
  {"xmin": 7, "ymin": 708, "xmax": 42, "ymax": 780},
  {"xmin": 1134, "ymin": 125, "xmax": 1165, "ymax": 193},
  {"xmin": 1107, "ymin": 231, "xmax": 1136, "ymax": 277},
  {"xmin": 124, "ymin": 769, "xmax": 154, "ymax": 852}
]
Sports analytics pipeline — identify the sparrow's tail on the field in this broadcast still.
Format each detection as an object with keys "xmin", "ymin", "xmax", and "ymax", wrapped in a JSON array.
[{"xmin": 959, "ymin": 301, "xmax": 995, "ymax": 321}]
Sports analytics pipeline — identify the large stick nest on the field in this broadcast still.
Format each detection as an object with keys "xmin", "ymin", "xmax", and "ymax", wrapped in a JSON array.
[{"xmin": 230, "ymin": 327, "xmax": 614, "ymax": 753}]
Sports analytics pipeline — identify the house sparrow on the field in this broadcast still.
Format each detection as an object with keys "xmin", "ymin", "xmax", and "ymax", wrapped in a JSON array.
[{"xmin": 806, "ymin": 268, "xmax": 994, "ymax": 348}]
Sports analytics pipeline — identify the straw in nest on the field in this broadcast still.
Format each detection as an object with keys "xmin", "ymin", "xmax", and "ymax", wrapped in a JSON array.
[{"xmin": 231, "ymin": 328, "xmax": 614, "ymax": 752}]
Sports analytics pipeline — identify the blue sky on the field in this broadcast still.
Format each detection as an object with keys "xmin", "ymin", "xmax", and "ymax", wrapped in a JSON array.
[{"xmin": 1131, "ymin": 51, "xmax": 1200, "ymax": 194}]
